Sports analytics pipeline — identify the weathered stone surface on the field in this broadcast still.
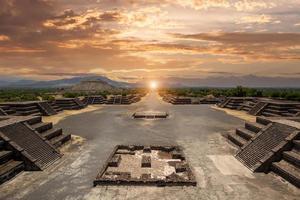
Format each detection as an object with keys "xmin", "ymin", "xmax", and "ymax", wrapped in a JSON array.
[{"xmin": 108, "ymin": 155, "xmax": 121, "ymax": 167}]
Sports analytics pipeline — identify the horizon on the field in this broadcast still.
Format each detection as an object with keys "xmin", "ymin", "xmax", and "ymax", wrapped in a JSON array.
[{"xmin": 0, "ymin": 0, "xmax": 300, "ymax": 83}]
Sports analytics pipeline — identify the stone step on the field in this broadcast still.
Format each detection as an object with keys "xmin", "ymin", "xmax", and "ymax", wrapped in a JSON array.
[
  {"xmin": 50, "ymin": 134, "xmax": 71, "ymax": 148},
  {"xmin": 261, "ymin": 111, "xmax": 281, "ymax": 117},
  {"xmin": 289, "ymin": 109, "xmax": 300, "ymax": 113},
  {"xmin": 228, "ymin": 132, "xmax": 247, "ymax": 147},
  {"xmin": 5, "ymin": 110, "xmax": 16, "ymax": 115},
  {"xmin": 0, "ymin": 160, "xmax": 24, "ymax": 184},
  {"xmin": 294, "ymin": 140, "xmax": 300, "ymax": 150},
  {"xmin": 15, "ymin": 105, "xmax": 37, "ymax": 111},
  {"xmin": 225, "ymin": 105, "xmax": 239, "ymax": 109},
  {"xmin": 236, "ymin": 127, "xmax": 256, "ymax": 140},
  {"xmin": 245, "ymin": 122, "xmax": 265, "ymax": 133},
  {"xmin": 0, "ymin": 140, "xmax": 4, "ymax": 149},
  {"xmin": 1, "ymin": 122, "xmax": 61, "ymax": 169},
  {"xmin": 42, "ymin": 128, "xmax": 63, "ymax": 140},
  {"xmin": 283, "ymin": 151, "xmax": 300, "ymax": 168},
  {"xmin": 31, "ymin": 122, "xmax": 53, "ymax": 133},
  {"xmin": 256, "ymin": 117, "xmax": 272, "ymax": 126},
  {"xmin": 18, "ymin": 109, "xmax": 41, "ymax": 116},
  {"xmin": 271, "ymin": 160, "xmax": 300, "ymax": 188},
  {"xmin": 241, "ymin": 107, "xmax": 251, "ymax": 111},
  {"xmin": 0, "ymin": 151, "xmax": 13, "ymax": 164},
  {"xmin": 267, "ymin": 105, "xmax": 295, "ymax": 110},
  {"xmin": 264, "ymin": 108, "xmax": 289, "ymax": 115},
  {"xmin": 281, "ymin": 113, "xmax": 296, "ymax": 117},
  {"xmin": 25, "ymin": 116, "xmax": 42, "ymax": 125}
]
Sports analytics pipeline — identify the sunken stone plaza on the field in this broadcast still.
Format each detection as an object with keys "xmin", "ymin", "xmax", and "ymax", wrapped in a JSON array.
[{"xmin": 0, "ymin": 92, "xmax": 299, "ymax": 199}]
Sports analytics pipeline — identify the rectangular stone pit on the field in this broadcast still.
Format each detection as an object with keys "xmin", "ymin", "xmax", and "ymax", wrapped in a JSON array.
[
  {"xmin": 94, "ymin": 145, "xmax": 197, "ymax": 187},
  {"xmin": 141, "ymin": 156, "xmax": 151, "ymax": 168},
  {"xmin": 133, "ymin": 111, "xmax": 169, "ymax": 119}
]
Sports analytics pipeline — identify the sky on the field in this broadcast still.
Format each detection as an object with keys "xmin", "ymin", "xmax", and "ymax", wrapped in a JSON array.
[{"xmin": 0, "ymin": 0, "xmax": 300, "ymax": 82}]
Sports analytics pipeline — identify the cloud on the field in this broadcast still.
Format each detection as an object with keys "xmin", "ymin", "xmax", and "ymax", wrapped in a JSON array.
[
  {"xmin": 236, "ymin": 14, "xmax": 277, "ymax": 24},
  {"xmin": 234, "ymin": 0, "xmax": 276, "ymax": 11},
  {"xmin": 0, "ymin": 0, "xmax": 299, "ymax": 81},
  {"xmin": 0, "ymin": 35, "xmax": 10, "ymax": 41},
  {"xmin": 170, "ymin": 32, "xmax": 300, "ymax": 60}
]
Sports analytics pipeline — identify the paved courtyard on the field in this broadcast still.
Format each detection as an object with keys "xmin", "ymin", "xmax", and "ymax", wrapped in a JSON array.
[{"xmin": 0, "ymin": 92, "xmax": 299, "ymax": 200}]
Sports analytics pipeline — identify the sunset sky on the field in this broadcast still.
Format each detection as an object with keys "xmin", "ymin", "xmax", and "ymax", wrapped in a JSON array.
[{"xmin": 0, "ymin": 0, "xmax": 300, "ymax": 82}]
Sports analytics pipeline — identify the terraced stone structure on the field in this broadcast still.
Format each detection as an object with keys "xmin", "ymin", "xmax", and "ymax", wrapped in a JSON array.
[
  {"xmin": 218, "ymin": 97, "xmax": 256, "ymax": 110},
  {"xmin": 127, "ymin": 94, "xmax": 142, "ymax": 104},
  {"xmin": 162, "ymin": 95, "xmax": 192, "ymax": 105},
  {"xmin": 220, "ymin": 97, "xmax": 300, "ymax": 117},
  {"xmin": 0, "ymin": 101, "xmax": 58, "ymax": 116},
  {"xmin": 94, "ymin": 145, "xmax": 196, "ymax": 186},
  {"xmin": 55, "ymin": 98, "xmax": 86, "ymax": 110},
  {"xmin": 0, "ymin": 116, "xmax": 71, "ymax": 184},
  {"xmin": 106, "ymin": 95, "xmax": 131, "ymax": 105},
  {"xmin": 82, "ymin": 96, "xmax": 106, "ymax": 105},
  {"xmin": 246, "ymin": 100, "xmax": 300, "ymax": 117},
  {"xmin": 199, "ymin": 97, "xmax": 221, "ymax": 104},
  {"xmin": 228, "ymin": 117, "xmax": 300, "ymax": 188}
]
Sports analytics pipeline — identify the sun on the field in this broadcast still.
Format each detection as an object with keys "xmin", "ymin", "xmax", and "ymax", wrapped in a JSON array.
[{"xmin": 149, "ymin": 81, "xmax": 158, "ymax": 90}]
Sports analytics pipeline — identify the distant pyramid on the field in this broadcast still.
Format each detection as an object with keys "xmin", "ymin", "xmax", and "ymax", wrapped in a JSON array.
[{"xmin": 71, "ymin": 79, "xmax": 114, "ymax": 92}]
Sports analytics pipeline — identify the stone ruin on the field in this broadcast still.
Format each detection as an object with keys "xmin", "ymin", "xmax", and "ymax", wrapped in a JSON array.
[
  {"xmin": 82, "ymin": 96, "xmax": 106, "ymax": 105},
  {"xmin": 106, "ymin": 95, "xmax": 138, "ymax": 105},
  {"xmin": 94, "ymin": 145, "xmax": 197, "ymax": 187},
  {"xmin": 219, "ymin": 97, "xmax": 300, "ymax": 117},
  {"xmin": 55, "ymin": 98, "xmax": 87, "ymax": 110},
  {"xmin": 0, "ymin": 101, "xmax": 62, "ymax": 116},
  {"xmin": 0, "ymin": 115, "xmax": 71, "ymax": 184},
  {"xmin": 162, "ymin": 95, "xmax": 192, "ymax": 105},
  {"xmin": 228, "ymin": 116, "xmax": 300, "ymax": 188}
]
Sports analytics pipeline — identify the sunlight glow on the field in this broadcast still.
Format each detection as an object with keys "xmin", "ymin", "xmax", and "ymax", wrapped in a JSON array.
[{"xmin": 149, "ymin": 81, "xmax": 158, "ymax": 90}]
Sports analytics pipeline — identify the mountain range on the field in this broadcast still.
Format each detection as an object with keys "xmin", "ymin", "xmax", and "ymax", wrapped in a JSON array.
[
  {"xmin": 0, "ymin": 75, "xmax": 299, "ymax": 88},
  {"xmin": 0, "ymin": 76, "xmax": 133, "ymax": 88}
]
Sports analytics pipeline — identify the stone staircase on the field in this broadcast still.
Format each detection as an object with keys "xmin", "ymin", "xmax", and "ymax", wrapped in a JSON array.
[
  {"xmin": 218, "ymin": 97, "xmax": 255, "ymax": 110},
  {"xmin": 106, "ymin": 95, "xmax": 132, "ymax": 105},
  {"xmin": 239, "ymin": 100, "xmax": 257, "ymax": 112},
  {"xmin": 83, "ymin": 96, "xmax": 106, "ymax": 105},
  {"xmin": 162, "ymin": 95, "xmax": 192, "ymax": 104},
  {"xmin": 0, "ymin": 139, "xmax": 25, "ymax": 184},
  {"xmin": 0, "ymin": 101, "xmax": 58, "ymax": 116},
  {"xmin": 1, "ymin": 123, "xmax": 61, "ymax": 169},
  {"xmin": 228, "ymin": 119, "xmax": 267, "ymax": 148},
  {"xmin": 0, "ymin": 105, "xmax": 16, "ymax": 116},
  {"xmin": 259, "ymin": 102, "xmax": 298, "ymax": 117},
  {"xmin": 37, "ymin": 102, "xmax": 57, "ymax": 116},
  {"xmin": 49, "ymin": 101, "xmax": 63, "ymax": 113},
  {"xmin": 229, "ymin": 116, "xmax": 300, "ymax": 188},
  {"xmin": 271, "ymin": 136, "xmax": 300, "ymax": 188},
  {"xmin": 0, "ymin": 115, "xmax": 72, "ymax": 184},
  {"xmin": 55, "ymin": 98, "xmax": 85, "ymax": 110},
  {"xmin": 248, "ymin": 102, "xmax": 268, "ymax": 115},
  {"xmin": 27, "ymin": 116, "xmax": 71, "ymax": 148}
]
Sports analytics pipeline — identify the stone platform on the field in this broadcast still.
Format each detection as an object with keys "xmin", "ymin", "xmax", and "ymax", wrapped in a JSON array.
[{"xmin": 94, "ymin": 145, "xmax": 196, "ymax": 187}]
